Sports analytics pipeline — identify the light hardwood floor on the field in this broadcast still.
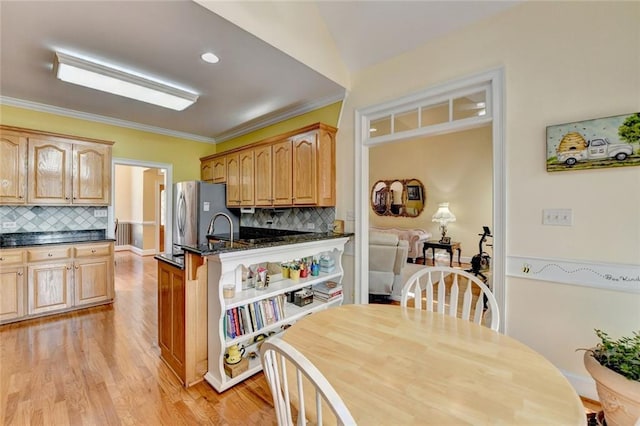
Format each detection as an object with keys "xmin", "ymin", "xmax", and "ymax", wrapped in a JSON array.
[
  {"xmin": 0, "ymin": 252, "xmax": 276, "ymax": 425},
  {"xmin": 1, "ymin": 252, "xmax": 598, "ymax": 425}
]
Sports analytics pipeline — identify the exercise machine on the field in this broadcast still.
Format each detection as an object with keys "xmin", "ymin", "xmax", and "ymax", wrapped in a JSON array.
[{"xmin": 467, "ymin": 226, "xmax": 492, "ymax": 282}]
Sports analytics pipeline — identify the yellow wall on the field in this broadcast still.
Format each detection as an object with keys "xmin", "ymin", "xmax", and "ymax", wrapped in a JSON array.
[
  {"xmin": 336, "ymin": 0, "xmax": 640, "ymax": 379},
  {"xmin": 369, "ymin": 126, "xmax": 493, "ymax": 253},
  {"xmin": 215, "ymin": 101, "xmax": 342, "ymax": 153},
  {"xmin": 0, "ymin": 105, "xmax": 213, "ymax": 183}
]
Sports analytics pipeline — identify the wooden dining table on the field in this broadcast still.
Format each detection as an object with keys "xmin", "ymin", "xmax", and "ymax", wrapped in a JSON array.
[{"xmin": 281, "ymin": 304, "xmax": 586, "ymax": 425}]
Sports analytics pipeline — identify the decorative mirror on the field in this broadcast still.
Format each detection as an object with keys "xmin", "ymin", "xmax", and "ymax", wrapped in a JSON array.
[{"xmin": 370, "ymin": 178, "xmax": 426, "ymax": 217}]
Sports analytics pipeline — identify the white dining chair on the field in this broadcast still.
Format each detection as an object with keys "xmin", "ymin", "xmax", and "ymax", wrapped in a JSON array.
[
  {"xmin": 400, "ymin": 266, "xmax": 500, "ymax": 330},
  {"xmin": 260, "ymin": 337, "xmax": 356, "ymax": 426}
]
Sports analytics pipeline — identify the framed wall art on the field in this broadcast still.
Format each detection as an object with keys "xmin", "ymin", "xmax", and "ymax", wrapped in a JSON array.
[{"xmin": 546, "ymin": 112, "xmax": 640, "ymax": 172}]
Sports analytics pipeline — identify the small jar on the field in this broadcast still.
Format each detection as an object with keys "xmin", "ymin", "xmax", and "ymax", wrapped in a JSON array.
[{"xmin": 223, "ymin": 284, "xmax": 235, "ymax": 299}]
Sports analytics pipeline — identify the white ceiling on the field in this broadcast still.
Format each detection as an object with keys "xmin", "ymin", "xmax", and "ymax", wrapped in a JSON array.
[{"xmin": 0, "ymin": 1, "xmax": 519, "ymax": 143}]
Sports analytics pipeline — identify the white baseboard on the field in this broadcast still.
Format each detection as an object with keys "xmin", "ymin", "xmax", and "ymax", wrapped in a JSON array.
[
  {"xmin": 562, "ymin": 369, "xmax": 598, "ymax": 401},
  {"xmin": 116, "ymin": 245, "xmax": 156, "ymax": 256}
]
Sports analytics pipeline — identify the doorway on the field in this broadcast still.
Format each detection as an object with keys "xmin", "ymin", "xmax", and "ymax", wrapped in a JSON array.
[
  {"xmin": 108, "ymin": 158, "xmax": 173, "ymax": 256},
  {"xmin": 355, "ymin": 68, "xmax": 506, "ymax": 331}
]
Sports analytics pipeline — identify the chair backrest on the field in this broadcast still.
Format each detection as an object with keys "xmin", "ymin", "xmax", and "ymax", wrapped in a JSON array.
[
  {"xmin": 400, "ymin": 266, "xmax": 500, "ymax": 330},
  {"xmin": 260, "ymin": 337, "xmax": 356, "ymax": 426}
]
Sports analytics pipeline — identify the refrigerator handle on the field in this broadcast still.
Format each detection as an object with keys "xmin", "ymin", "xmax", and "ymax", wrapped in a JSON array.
[{"xmin": 177, "ymin": 192, "xmax": 186, "ymax": 236}]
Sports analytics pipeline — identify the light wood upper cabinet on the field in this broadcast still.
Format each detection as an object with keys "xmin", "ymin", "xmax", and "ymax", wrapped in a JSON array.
[
  {"xmin": 238, "ymin": 150, "xmax": 255, "ymax": 206},
  {"xmin": 0, "ymin": 130, "xmax": 27, "ymax": 204},
  {"xmin": 212, "ymin": 156, "xmax": 226, "ymax": 183},
  {"xmin": 201, "ymin": 158, "xmax": 214, "ymax": 182},
  {"xmin": 28, "ymin": 138, "xmax": 73, "ymax": 204},
  {"xmin": 225, "ymin": 150, "xmax": 253, "ymax": 206},
  {"xmin": 1, "ymin": 125, "xmax": 114, "ymax": 206},
  {"xmin": 254, "ymin": 145, "xmax": 273, "ymax": 206},
  {"xmin": 292, "ymin": 131, "xmax": 317, "ymax": 205},
  {"xmin": 73, "ymin": 144, "xmax": 111, "ymax": 204},
  {"xmin": 272, "ymin": 139, "xmax": 293, "ymax": 206},
  {"xmin": 200, "ymin": 123, "xmax": 336, "ymax": 208}
]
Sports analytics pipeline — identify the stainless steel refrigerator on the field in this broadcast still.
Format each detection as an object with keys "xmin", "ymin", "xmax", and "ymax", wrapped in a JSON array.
[{"xmin": 173, "ymin": 181, "xmax": 239, "ymax": 249}]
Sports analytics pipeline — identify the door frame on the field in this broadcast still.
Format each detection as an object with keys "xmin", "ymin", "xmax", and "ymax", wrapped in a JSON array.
[
  {"xmin": 354, "ymin": 67, "xmax": 506, "ymax": 332},
  {"xmin": 108, "ymin": 158, "xmax": 173, "ymax": 253}
]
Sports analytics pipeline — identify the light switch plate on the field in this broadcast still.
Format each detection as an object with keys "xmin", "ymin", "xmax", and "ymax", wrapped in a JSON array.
[
  {"xmin": 203, "ymin": 201, "xmax": 210, "ymax": 211},
  {"xmin": 542, "ymin": 209, "xmax": 572, "ymax": 226},
  {"xmin": 93, "ymin": 210, "xmax": 107, "ymax": 217},
  {"xmin": 2, "ymin": 221, "xmax": 17, "ymax": 229}
]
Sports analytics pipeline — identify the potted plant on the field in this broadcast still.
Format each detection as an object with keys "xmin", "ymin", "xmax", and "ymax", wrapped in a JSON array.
[{"xmin": 581, "ymin": 329, "xmax": 640, "ymax": 426}]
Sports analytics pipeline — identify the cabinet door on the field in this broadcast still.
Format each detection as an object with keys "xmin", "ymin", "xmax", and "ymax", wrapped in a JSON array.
[
  {"xmin": 0, "ymin": 266, "xmax": 26, "ymax": 322},
  {"xmin": 28, "ymin": 262, "xmax": 73, "ymax": 315},
  {"xmin": 226, "ymin": 155, "xmax": 240, "ymax": 206},
  {"xmin": 27, "ymin": 138, "xmax": 73, "ymax": 204},
  {"xmin": 158, "ymin": 261, "xmax": 186, "ymax": 379},
  {"xmin": 292, "ymin": 131, "xmax": 317, "ymax": 205},
  {"xmin": 201, "ymin": 158, "xmax": 214, "ymax": 182},
  {"xmin": 238, "ymin": 150, "xmax": 255, "ymax": 206},
  {"xmin": 0, "ymin": 130, "xmax": 27, "ymax": 204},
  {"xmin": 74, "ymin": 257, "xmax": 113, "ymax": 306},
  {"xmin": 212, "ymin": 156, "xmax": 226, "ymax": 183},
  {"xmin": 272, "ymin": 139, "xmax": 293, "ymax": 206},
  {"xmin": 254, "ymin": 145, "xmax": 273, "ymax": 206},
  {"xmin": 316, "ymin": 128, "xmax": 336, "ymax": 206},
  {"xmin": 73, "ymin": 143, "xmax": 111, "ymax": 205}
]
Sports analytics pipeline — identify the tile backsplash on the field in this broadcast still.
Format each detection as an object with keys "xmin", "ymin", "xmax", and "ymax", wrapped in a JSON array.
[
  {"xmin": 241, "ymin": 207, "xmax": 335, "ymax": 232},
  {"xmin": 0, "ymin": 206, "xmax": 108, "ymax": 233}
]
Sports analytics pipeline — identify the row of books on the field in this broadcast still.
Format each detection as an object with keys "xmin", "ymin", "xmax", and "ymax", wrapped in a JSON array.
[
  {"xmin": 225, "ymin": 294, "xmax": 286, "ymax": 339},
  {"xmin": 312, "ymin": 281, "xmax": 343, "ymax": 302}
]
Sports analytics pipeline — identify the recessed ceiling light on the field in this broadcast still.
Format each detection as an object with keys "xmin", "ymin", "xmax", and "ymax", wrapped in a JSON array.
[
  {"xmin": 201, "ymin": 52, "xmax": 219, "ymax": 64},
  {"xmin": 54, "ymin": 52, "xmax": 198, "ymax": 111}
]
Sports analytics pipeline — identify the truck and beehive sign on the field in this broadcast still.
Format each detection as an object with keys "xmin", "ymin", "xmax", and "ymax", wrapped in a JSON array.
[
  {"xmin": 546, "ymin": 112, "xmax": 640, "ymax": 172},
  {"xmin": 556, "ymin": 132, "xmax": 633, "ymax": 166}
]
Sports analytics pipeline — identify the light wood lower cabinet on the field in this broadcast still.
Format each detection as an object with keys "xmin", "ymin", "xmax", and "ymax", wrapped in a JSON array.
[
  {"xmin": 157, "ymin": 252, "xmax": 208, "ymax": 387},
  {"xmin": 0, "ymin": 242, "xmax": 114, "ymax": 324}
]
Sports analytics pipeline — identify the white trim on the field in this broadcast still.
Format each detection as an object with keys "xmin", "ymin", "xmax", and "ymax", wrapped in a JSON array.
[
  {"xmin": 114, "ymin": 245, "xmax": 132, "ymax": 251},
  {"xmin": 122, "ymin": 220, "xmax": 156, "ymax": 226},
  {"xmin": 128, "ymin": 246, "xmax": 157, "ymax": 257},
  {"xmin": 110, "ymin": 157, "xmax": 172, "ymax": 254},
  {"xmin": 507, "ymin": 255, "xmax": 640, "ymax": 294},
  {"xmin": 562, "ymin": 369, "xmax": 598, "ymax": 401},
  {"xmin": 354, "ymin": 67, "xmax": 506, "ymax": 332},
  {"xmin": 212, "ymin": 92, "xmax": 345, "ymax": 142},
  {"xmin": 0, "ymin": 96, "xmax": 215, "ymax": 144}
]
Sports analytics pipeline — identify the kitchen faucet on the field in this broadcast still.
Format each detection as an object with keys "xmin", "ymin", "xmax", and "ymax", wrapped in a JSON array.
[{"xmin": 207, "ymin": 212, "xmax": 234, "ymax": 244}]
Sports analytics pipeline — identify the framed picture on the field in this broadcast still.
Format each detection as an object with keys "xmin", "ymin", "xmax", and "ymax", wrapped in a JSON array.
[
  {"xmin": 546, "ymin": 112, "xmax": 640, "ymax": 172},
  {"xmin": 439, "ymin": 237, "xmax": 451, "ymax": 244},
  {"xmin": 406, "ymin": 185, "xmax": 422, "ymax": 200}
]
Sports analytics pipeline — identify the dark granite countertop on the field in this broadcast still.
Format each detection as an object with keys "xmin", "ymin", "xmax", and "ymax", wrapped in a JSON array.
[
  {"xmin": 154, "ymin": 253, "xmax": 185, "ymax": 269},
  {"xmin": 177, "ymin": 231, "xmax": 353, "ymax": 257},
  {"xmin": 0, "ymin": 230, "xmax": 113, "ymax": 248}
]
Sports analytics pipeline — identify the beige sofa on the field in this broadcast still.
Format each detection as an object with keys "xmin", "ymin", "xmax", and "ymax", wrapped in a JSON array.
[
  {"xmin": 369, "ymin": 231, "xmax": 409, "ymax": 296},
  {"xmin": 370, "ymin": 227, "xmax": 431, "ymax": 262}
]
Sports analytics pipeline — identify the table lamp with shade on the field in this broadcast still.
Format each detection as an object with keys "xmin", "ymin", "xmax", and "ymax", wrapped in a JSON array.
[{"xmin": 432, "ymin": 202, "xmax": 456, "ymax": 243}]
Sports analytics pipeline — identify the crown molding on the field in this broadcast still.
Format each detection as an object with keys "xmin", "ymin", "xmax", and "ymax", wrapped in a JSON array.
[
  {"xmin": 213, "ymin": 92, "xmax": 345, "ymax": 143},
  {"xmin": 1, "ymin": 92, "xmax": 345, "ymax": 145},
  {"xmin": 0, "ymin": 96, "xmax": 216, "ymax": 144}
]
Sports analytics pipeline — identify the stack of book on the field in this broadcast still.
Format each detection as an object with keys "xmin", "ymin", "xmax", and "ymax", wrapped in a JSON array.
[{"xmin": 313, "ymin": 281, "xmax": 343, "ymax": 302}]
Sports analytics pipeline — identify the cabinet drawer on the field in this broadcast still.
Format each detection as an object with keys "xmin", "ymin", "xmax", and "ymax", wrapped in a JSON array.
[
  {"xmin": 27, "ymin": 246, "xmax": 71, "ymax": 262},
  {"xmin": 0, "ymin": 249, "xmax": 26, "ymax": 266},
  {"xmin": 75, "ymin": 243, "xmax": 112, "ymax": 258}
]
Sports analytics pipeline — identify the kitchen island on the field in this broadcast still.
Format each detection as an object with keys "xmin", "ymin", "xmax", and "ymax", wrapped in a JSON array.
[{"xmin": 155, "ymin": 229, "xmax": 351, "ymax": 390}]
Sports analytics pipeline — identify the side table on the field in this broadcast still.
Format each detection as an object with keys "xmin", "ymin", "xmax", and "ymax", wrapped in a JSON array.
[{"xmin": 423, "ymin": 240, "xmax": 462, "ymax": 267}]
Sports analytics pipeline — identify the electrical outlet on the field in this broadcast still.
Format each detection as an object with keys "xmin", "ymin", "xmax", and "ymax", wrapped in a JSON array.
[
  {"xmin": 2, "ymin": 221, "xmax": 17, "ymax": 229},
  {"xmin": 542, "ymin": 208, "xmax": 572, "ymax": 226},
  {"xmin": 306, "ymin": 223, "xmax": 315, "ymax": 230}
]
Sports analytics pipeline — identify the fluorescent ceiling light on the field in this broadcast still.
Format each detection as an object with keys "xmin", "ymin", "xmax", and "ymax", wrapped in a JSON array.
[{"xmin": 54, "ymin": 52, "xmax": 198, "ymax": 111}]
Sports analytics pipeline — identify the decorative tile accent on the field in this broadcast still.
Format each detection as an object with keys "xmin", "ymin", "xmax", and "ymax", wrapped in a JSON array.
[
  {"xmin": 0, "ymin": 206, "xmax": 108, "ymax": 233},
  {"xmin": 241, "ymin": 207, "xmax": 335, "ymax": 232}
]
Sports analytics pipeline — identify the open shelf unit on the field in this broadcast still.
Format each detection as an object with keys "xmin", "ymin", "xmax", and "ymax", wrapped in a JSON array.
[{"xmin": 203, "ymin": 236, "xmax": 350, "ymax": 392}]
